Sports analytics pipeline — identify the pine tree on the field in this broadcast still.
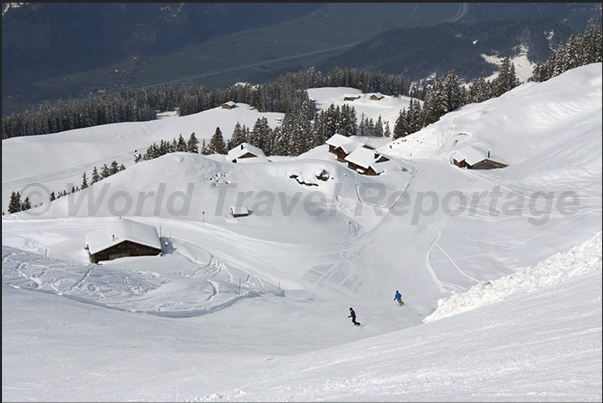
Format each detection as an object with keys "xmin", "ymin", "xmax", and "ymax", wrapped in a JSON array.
[
  {"xmin": 310, "ymin": 113, "xmax": 328, "ymax": 149},
  {"xmin": 8, "ymin": 191, "xmax": 22, "ymax": 213},
  {"xmin": 110, "ymin": 161, "xmax": 119, "ymax": 175},
  {"xmin": 384, "ymin": 121, "xmax": 391, "ymax": 139},
  {"xmin": 358, "ymin": 113, "xmax": 367, "ymax": 136},
  {"xmin": 422, "ymin": 82, "xmax": 447, "ymax": 127},
  {"xmin": 271, "ymin": 126, "xmax": 289, "ymax": 156},
  {"xmin": 492, "ymin": 57, "xmax": 520, "ymax": 97},
  {"xmin": 408, "ymin": 99, "xmax": 423, "ymax": 134},
  {"xmin": 81, "ymin": 172, "xmax": 89, "ymax": 189},
  {"xmin": 469, "ymin": 74, "xmax": 492, "ymax": 103},
  {"xmin": 21, "ymin": 197, "xmax": 31, "ymax": 211},
  {"xmin": 200, "ymin": 139, "xmax": 210, "ymax": 155},
  {"xmin": 248, "ymin": 118, "xmax": 266, "ymax": 150},
  {"xmin": 393, "ymin": 109, "xmax": 408, "ymax": 139},
  {"xmin": 100, "ymin": 164, "xmax": 110, "ymax": 178},
  {"xmin": 208, "ymin": 127, "xmax": 227, "ymax": 154},
  {"xmin": 339, "ymin": 105, "xmax": 357, "ymax": 137},
  {"xmin": 176, "ymin": 134, "xmax": 187, "ymax": 152},
  {"xmin": 228, "ymin": 122, "xmax": 247, "ymax": 150},
  {"xmin": 443, "ymin": 70, "xmax": 462, "ymax": 112},
  {"xmin": 186, "ymin": 132, "xmax": 199, "ymax": 153},
  {"xmin": 90, "ymin": 167, "xmax": 102, "ymax": 184},
  {"xmin": 374, "ymin": 115, "xmax": 384, "ymax": 137},
  {"xmin": 49, "ymin": 191, "xmax": 56, "ymax": 202}
]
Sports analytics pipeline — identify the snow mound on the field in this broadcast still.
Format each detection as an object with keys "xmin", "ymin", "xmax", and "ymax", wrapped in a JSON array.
[{"xmin": 424, "ymin": 230, "xmax": 602, "ymax": 323}]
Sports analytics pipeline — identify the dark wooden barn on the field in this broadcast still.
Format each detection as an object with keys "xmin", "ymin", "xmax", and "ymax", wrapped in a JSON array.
[{"xmin": 85, "ymin": 217, "xmax": 162, "ymax": 263}]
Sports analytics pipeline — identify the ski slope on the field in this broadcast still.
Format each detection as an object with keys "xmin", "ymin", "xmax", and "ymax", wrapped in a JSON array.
[{"xmin": 2, "ymin": 63, "xmax": 602, "ymax": 401}]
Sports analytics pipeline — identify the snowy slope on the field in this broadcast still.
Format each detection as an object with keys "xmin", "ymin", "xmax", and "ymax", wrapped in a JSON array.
[
  {"xmin": 1, "ymin": 103, "xmax": 284, "ymax": 209},
  {"xmin": 2, "ymin": 232, "xmax": 600, "ymax": 401},
  {"xmin": 308, "ymin": 86, "xmax": 418, "ymax": 134},
  {"xmin": 2, "ymin": 63, "xmax": 602, "ymax": 401}
]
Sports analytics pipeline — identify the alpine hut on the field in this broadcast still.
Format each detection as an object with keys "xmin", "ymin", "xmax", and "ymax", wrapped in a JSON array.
[
  {"xmin": 344, "ymin": 147, "xmax": 391, "ymax": 176},
  {"xmin": 326, "ymin": 134, "xmax": 374, "ymax": 162},
  {"xmin": 450, "ymin": 143, "xmax": 507, "ymax": 170},
  {"xmin": 230, "ymin": 206, "xmax": 249, "ymax": 218},
  {"xmin": 226, "ymin": 143, "xmax": 267, "ymax": 163},
  {"xmin": 85, "ymin": 217, "xmax": 162, "ymax": 263}
]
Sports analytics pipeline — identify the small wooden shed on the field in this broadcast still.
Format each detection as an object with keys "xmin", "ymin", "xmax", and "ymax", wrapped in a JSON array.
[
  {"xmin": 85, "ymin": 217, "xmax": 162, "ymax": 263},
  {"xmin": 221, "ymin": 101, "xmax": 236, "ymax": 109},
  {"xmin": 230, "ymin": 206, "xmax": 249, "ymax": 218}
]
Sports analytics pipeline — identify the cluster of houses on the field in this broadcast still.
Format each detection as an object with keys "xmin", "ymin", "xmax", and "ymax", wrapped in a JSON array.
[
  {"xmin": 220, "ymin": 133, "xmax": 394, "ymax": 176},
  {"xmin": 85, "ymin": 104, "xmax": 509, "ymax": 264},
  {"xmin": 325, "ymin": 133, "xmax": 392, "ymax": 176}
]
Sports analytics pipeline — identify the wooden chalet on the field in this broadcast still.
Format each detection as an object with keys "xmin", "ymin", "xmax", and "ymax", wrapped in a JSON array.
[
  {"xmin": 226, "ymin": 142, "xmax": 267, "ymax": 163},
  {"xmin": 85, "ymin": 217, "xmax": 162, "ymax": 264},
  {"xmin": 369, "ymin": 93, "xmax": 385, "ymax": 101},
  {"xmin": 344, "ymin": 147, "xmax": 391, "ymax": 176},
  {"xmin": 325, "ymin": 134, "xmax": 374, "ymax": 162},
  {"xmin": 450, "ymin": 144, "xmax": 507, "ymax": 170},
  {"xmin": 221, "ymin": 101, "xmax": 236, "ymax": 109}
]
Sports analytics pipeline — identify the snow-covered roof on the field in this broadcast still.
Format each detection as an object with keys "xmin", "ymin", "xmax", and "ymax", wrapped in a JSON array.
[
  {"xmin": 85, "ymin": 217, "xmax": 161, "ymax": 255},
  {"xmin": 369, "ymin": 92, "xmax": 385, "ymax": 100},
  {"xmin": 230, "ymin": 206, "xmax": 249, "ymax": 216},
  {"xmin": 226, "ymin": 143, "xmax": 266, "ymax": 162},
  {"xmin": 325, "ymin": 134, "xmax": 353, "ymax": 148},
  {"xmin": 339, "ymin": 141, "xmax": 362, "ymax": 154},
  {"xmin": 451, "ymin": 143, "xmax": 506, "ymax": 166},
  {"xmin": 222, "ymin": 101, "xmax": 236, "ymax": 107},
  {"xmin": 325, "ymin": 133, "xmax": 365, "ymax": 154},
  {"xmin": 344, "ymin": 147, "xmax": 390, "ymax": 174}
]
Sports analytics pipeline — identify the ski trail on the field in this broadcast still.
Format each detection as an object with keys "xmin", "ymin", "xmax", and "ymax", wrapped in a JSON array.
[
  {"xmin": 206, "ymin": 279, "xmax": 219, "ymax": 302},
  {"xmin": 71, "ymin": 267, "xmax": 95, "ymax": 291},
  {"xmin": 433, "ymin": 242, "xmax": 480, "ymax": 284}
]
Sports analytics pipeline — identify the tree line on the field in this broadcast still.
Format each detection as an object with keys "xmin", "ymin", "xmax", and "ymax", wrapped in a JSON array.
[
  {"xmin": 6, "ymin": 160, "xmax": 125, "ymax": 214},
  {"xmin": 2, "ymin": 67, "xmax": 409, "ymax": 140},
  {"xmin": 392, "ymin": 58, "xmax": 522, "ymax": 139},
  {"xmin": 3, "ymin": 21, "xmax": 600, "ymax": 141},
  {"xmin": 531, "ymin": 22, "xmax": 602, "ymax": 82},
  {"xmin": 5, "ymin": 21, "xmax": 601, "ymax": 214}
]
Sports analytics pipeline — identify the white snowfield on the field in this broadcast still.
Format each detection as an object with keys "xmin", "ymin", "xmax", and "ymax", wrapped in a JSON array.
[{"xmin": 2, "ymin": 63, "xmax": 602, "ymax": 402}]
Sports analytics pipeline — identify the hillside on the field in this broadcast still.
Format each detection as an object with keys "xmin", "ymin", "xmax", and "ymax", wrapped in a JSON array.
[
  {"xmin": 2, "ymin": 3, "xmax": 461, "ymax": 117},
  {"xmin": 2, "ymin": 63, "xmax": 602, "ymax": 401},
  {"xmin": 315, "ymin": 18, "xmax": 579, "ymax": 83}
]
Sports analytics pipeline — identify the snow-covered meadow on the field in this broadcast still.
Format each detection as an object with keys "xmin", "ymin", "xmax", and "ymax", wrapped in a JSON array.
[{"xmin": 2, "ymin": 63, "xmax": 602, "ymax": 401}]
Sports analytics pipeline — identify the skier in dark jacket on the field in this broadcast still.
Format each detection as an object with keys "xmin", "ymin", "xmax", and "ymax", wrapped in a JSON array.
[
  {"xmin": 348, "ymin": 307, "xmax": 361, "ymax": 326},
  {"xmin": 394, "ymin": 290, "xmax": 404, "ymax": 306}
]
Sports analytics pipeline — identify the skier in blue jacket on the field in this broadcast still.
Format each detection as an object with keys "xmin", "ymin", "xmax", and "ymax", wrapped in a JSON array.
[{"xmin": 394, "ymin": 290, "xmax": 404, "ymax": 306}]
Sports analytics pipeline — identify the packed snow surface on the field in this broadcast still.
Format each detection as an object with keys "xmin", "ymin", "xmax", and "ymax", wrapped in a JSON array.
[{"xmin": 2, "ymin": 63, "xmax": 602, "ymax": 401}]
